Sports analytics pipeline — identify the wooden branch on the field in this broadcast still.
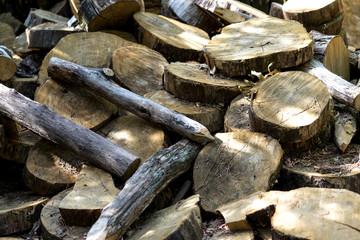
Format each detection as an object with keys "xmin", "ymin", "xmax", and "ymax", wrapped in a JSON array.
[
  {"xmin": 0, "ymin": 84, "xmax": 140, "ymax": 179},
  {"xmin": 297, "ymin": 59, "xmax": 360, "ymax": 110},
  {"xmin": 87, "ymin": 139, "xmax": 204, "ymax": 240},
  {"xmin": 47, "ymin": 57, "xmax": 214, "ymax": 143}
]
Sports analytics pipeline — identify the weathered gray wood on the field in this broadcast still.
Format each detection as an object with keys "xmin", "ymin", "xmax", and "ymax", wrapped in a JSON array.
[
  {"xmin": 297, "ymin": 59, "xmax": 360, "ymax": 110},
  {"xmin": 87, "ymin": 138, "xmax": 204, "ymax": 240},
  {"xmin": 47, "ymin": 57, "xmax": 214, "ymax": 143},
  {"xmin": 0, "ymin": 84, "xmax": 140, "ymax": 179}
]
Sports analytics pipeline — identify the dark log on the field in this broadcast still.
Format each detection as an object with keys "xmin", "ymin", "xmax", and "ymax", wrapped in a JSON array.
[
  {"xmin": 47, "ymin": 57, "xmax": 214, "ymax": 143},
  {"xmin": 87, "ymin": 139, "xmax": 204, "ymax": 240},
  {"xmin": 0, "ymin": 84, "xmax": 140, "ymax": 179}
]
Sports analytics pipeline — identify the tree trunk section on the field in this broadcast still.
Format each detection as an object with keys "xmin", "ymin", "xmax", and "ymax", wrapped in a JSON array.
[
  {"xmin": 24, "ymin": 9, "xmax": 69, "ymax": 28},
  {"xmin": 0, "ymin": 46, "xmax": 16, "ymax": 82}
]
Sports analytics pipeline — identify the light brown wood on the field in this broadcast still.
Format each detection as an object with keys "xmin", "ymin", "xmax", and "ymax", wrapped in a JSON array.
[
  {"xmin": 24, "ymin": 9, "xmax": 69, "ymax": 28},
  {"xmin": 204, "ymin": 17, "xmax": 313, "ymax": 77},
  {"xmin": 144, "ymin": 90, "xmax": 225, "ymax": 133},
  {"xmin": 250, "ymin": 71, "xmax": 332, "ymax": 152},
  {"xmin": 334, "ymin": 112, "xmax": 356, "ymax": 152},
  {"xmin": 12, "ymin": 32, "xmax": 34, "ymax": 58},
  {"xmin": 193, "ymin": 130, "xmax": 283, "ymax": 213},
  {"xmin": 164, "ymin": 62, "xmax": 246, "ymax": 105},
  {"xmin": 0, "ymin": 46, "xmax": 16, "ymax": 82},
  {"xmin": 134, "ymin": 12, "xmax": 210, "ymax": 63},
  {"xmin": 342, "ymin": 0, "xmax": 360, "ymax": 48},
  {"xmin": 224, "ymin": 94, "xmax": 251, "ymax": 132},
  {"xmin": 127, "ymin": 195, "xmax": 202, "ymax": 240},
  {"xmin": 112, "ymin": 46, "xmax": 168, "ymax": 96},
  {"xmin": 0, "ymin": 22, "xmax": 15, "ymax": 48}
]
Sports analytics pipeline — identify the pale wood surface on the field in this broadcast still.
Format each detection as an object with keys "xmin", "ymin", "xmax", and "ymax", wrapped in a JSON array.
[
  {"xmin": 24, "ymin": 9, "xmax": 69, "ymax": 28},
  {"xmin": 0, "ymin": 46, "xmax": 16, "ymax": 82}
]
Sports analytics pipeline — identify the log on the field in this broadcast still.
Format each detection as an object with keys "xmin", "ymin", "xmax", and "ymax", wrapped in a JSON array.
[
  {"xmin": 16, "ymin": 54, "xmax": 42, "ymax": 78},
  {"xmin": 334, "ymin": 112, "xmax": 357, "ymax": 152},
  {"xmin": 296, "ymin": 59, "xmax": 360, "ymax": 110},
  {"xmin": 161, "ymin": 0, "xmax": 177, "ymax": 19},
  {"xmin": 24, "ymin": 9, "xmax": 69, "ymax": 28},
  {"xmin": 12, "ymin": 32, "xmax": 34, "ymax": 58},
  {"xmin": 0, "ymin": 84, "xmax": 140, "ymax": 179},
  {"xmin": 0, "ymin": 22, "xmax": 15, "ymax": 48},
  {"xmin": 310, "ymin": 30, "xmax": 350, "ymax": 81},
  {"xmin": 204, "ymin": 17, "xmax": 313, "ymax": 77},
  {"xmin": 133, "ymin": 12, "xmax": 210, "ymax": 63},
  {"xmin": 47, "ymin": 57, "xmax": 214, "ymax": 143},
  {"xmin": 50, "ymin": 0, "xmax": 72, "ymax": 18},
  {"xmin": 0, "ymin": 12, "xmax": 22, "ymax": 33},
  {"xmin": 211, "ymin": 7, "xmax": 246, "ymax": 24},
  {"xmin": 342, "ymin": 0, "xmax": 360, "ymax": 49},
  {"xmin": 100, "ymin": 30, "xmax": 137, "ymax": 42},
  {"xmin": 86, "ymin": 138, "xmax": 204, "ymax": 240},
  {"xmin": 249, "ymin": 71, "xmax": 332, "ymax": 152},
  {"xmin": 0, "ymin": 46, "xmax": 16, "ymax": 82},
  {"xmin": 224, "ymin": 94, "xmax": 251, "ymax": 132},
  {"xmin": 269, "ymin": 2, "xmax": 284, "ymax": 18},
  {"xmin": 308, "ymin": 11, "xmax": 344, "ymax": 35},
  {"xmin": 78, "ymin": 0, "xmax": 144, "ymax": 31}
]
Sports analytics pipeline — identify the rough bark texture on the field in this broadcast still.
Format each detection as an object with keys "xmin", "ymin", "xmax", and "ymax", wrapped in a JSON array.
[
  {"xmin": 48, "ymin": 57, "xmax": 214, "ymax": 143},
  {"xmin": 24, "ymin": 9, "xmax": 69, "ymax": 28},
  {"xmin": 0, "ymin": 84, "xmax": 140, "ymax": 179},
  {"xmin": 86, "ymin": 139, "xmax": 204, "ymax": 240},
  {"xmin": 0, "ymin": 45, "xmax": 16, "ymax": 82}
]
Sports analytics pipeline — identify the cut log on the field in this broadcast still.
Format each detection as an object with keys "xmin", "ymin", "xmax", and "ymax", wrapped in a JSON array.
[
  {"xmin": 164, "ymin": 62, "xmax": 247, "ymax": 105},
  {"xmin": 133, "ymin": 12, "xmax": 210, "ymax": 63},
  {"xmin": 204, "ymin": 18, "xmax": 313, "ymax": 77},
  {"xmin": 16, "ymin": 54, "xmax": 42, "ymax": 78},
  {"xmin": 38, "ymin": 31, "xmax": 141, "ymax": 86},
  {"xmin": 297, "ymin": 59, "xmax": 360, "ymax": 110},
  {"xmin": 126, "ymin": 195, "xmax": 202, "ymax": 240},
  {"xmin": 50, "ymin": 0, "xmax": 73, "ymax": 18},
  {"xmin": 308, "ymin": 11, "xmax": 344, "ymax": 35},
  {"xmin": 269, "ymin": 2, "xmax": 284, "ymax": 18},
  {"xmin": 282, "ymin": 0, "xmax": 343, "ymax": 28},
  {"xmin": 334, "ymin": 112, "xmax": 357, "ymax": 152},
  {"xmin": 0, "ymin": 22, "xmax": 15, "ymax": 48},
  {"xmin": 24, "ymin": 9, "xmax": 69, "ymax": 28},
  {"xmin": 35, "ymin": 79, "xmax": 117, "ymax": 131},
  {"xmin": 0, "ymin": 12, "xmax": 22, "ymax": 33},
  {"xmin": 41, "ymin": 189, "xmax": 90, "ymax": 240},
  {"xmin": 100, "ymin": 30, "xmax": 137, "ymax": 42},
  {"xmin": 23, "ymin": 139, "xmax": 84, "ymax": 195},
  {"xmin": 193, "ymin": 130, "xmax": 283, "ymax": 213},
  {"xmin": 168, "ymin": 0, "xmax": 223, "ymax": 36},
  {"xmin": 87, "ymin": 139, "xmax": 204, "ymax": 240},
  {"xmin": 12, "ymin": 32, "xmax": 34, "ymax": 58},
  {"xmin": 112, "ymin": 46, "xmax": 168, "ymax": 96},
  {"xmin": 212, "ymin": 7, "xmax": 246, "ymax": 24},
  {"xmin": 342, "ymin": 0, "xmax": 360, "ymax": 49},
  {"xmin": 59, "ymin": 165, "xmax": 119, "ymax": 226},
  {"xmin": 224, "ymin": 94, "xmax": 251, "ymax": 132},
  {"xmin": 249, "ymin": 71, "xmax": 332, "ymax": 152},
  {"xmin": 0, "ymin": 46, "xmax": 16, "ymax": 82},
  {"xmin": 26, "ymin": 22, "xmax": 80, "ymax": 50},
  {"xmin": 0, "ymin": 114, "xmax": 20, "ymax": 141},
  {"xmin": 310, "ymin": 30, "xmax": 350, "ymax": 81},
  {"xmin": 0, "ymin": 84, "xmax": 140, "ymax": 179},
  {"xmin": 144, "ymin": 90, "xmax": 225, "ymax": 133},
  {"xmin": 0, "ymin": 192, "xmax": 48, "ymax": 235},
  {"xmin": 98, "ymin": 114, "xmax": 166, "ymax": 164},
  {"xmin": 78, "ymin": 0, "xmax": 144, "ymax": 31},
  {"xmin": 47, "ymin": 57, "xmax": 214, "ymax": 143}
]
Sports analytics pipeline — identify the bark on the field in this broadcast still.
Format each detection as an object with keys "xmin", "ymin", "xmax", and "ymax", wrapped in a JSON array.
[
  {"xmin": 269, "ymin": 2, "xmax": 284, "ymax": 18},
  {"xmin": 0, "ymin": 84, "xmax": 140, "ymax": 179},
  {"xmin": 86, "ymin": 138, "xmax": 204, "ymax": 240},
  {"xmin": 0, "ymin": 45, "xmax": 16, "ymax": 81},
  {"xmin": 307, "ymin": 12, "xmax": 344, "ymax": 35},
  {"xmin": 47, "ymin": 57, "xmax": 214, "ymax": 143},
  {"xmin": 24, "ymin": 9, "xmax": 69, "ymax": 28},
  {"xmin": 334, "ymin": 112, "xmax": 357, "ymax": 152}
]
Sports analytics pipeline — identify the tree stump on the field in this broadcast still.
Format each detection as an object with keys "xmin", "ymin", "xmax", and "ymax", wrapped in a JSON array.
[
  {"xmin": 249, "ymin": 71, "xmax": 332, "ymax": 152},
  {"xmin": 0, "ymin": 22, "xmax": 15, "ymax": 49},
  {"xmin": 35, "ymin": 79, "xmax": 117, "ymax": 131},
  {"xmin": 23, "ymin": 139, "xmax": 84, "ymax": 196},
  {"xmin": 24, "ymin": 9, "xmax": 69, "ymax": 28},
  {"xmin": 204, "ymin": 18, "xmax": 313, "ymax": 77},
  {"xmin": 144, "ymin": 90, "xmax": 225, "ymax": 133},
  {"xmin": 224, "ymin": 94, "xmax": 251, "ymax": 132},
  {"xmin": 164, "ymin": 62, "xmax": 247, "ymax": 105},
  {"xmin": 133, "ymin": 12, "xmax": 210, "ymax": 63},
  {"xmin": 0, "ymin": 46, "xmax": 16, "ymax": 82},
  {"xmin": 78, "ymin": 0, "xmax": 144, "ymax": 31},
  {"xmin": 112, "ymin": 46, "xmax": 168, "ymax": 96},
  {"xmin": 193, "ymin": 130, "xmax": 283, "ymax": 213}
]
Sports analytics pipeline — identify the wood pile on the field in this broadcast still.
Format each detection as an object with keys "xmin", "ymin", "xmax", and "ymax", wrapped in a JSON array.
[{"xmin": 1, "ymin": 0, "xmax": 360, "ymax": 239}]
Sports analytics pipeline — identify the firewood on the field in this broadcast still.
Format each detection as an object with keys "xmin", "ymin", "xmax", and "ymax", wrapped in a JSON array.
[
  {"xmin": 224, "ymin": 94, "xmax": 251, "ymax": 132},
  {"xmin": 164, "ymin": 62, "xmax": 247, "ymax": 105},
  {"xmin": 98, "ymin": 114, "xmax": 166, "ymax": 164},
  {"xmin": 23, "ymin": 139, "xmax": 83, "ymax": 195},
  {"xmin": 26, "ymin": 22, "xmax": 80, "ymax": 50},
  {"xmin": 0, "ymin": 22, "xmax": 15, "ymax": 48},
  {"xmin": 112, "ymin": 46, "xmax": 168, "ymax": 96},
  {"xmin": 204, "ymin": 18, "xmax": 313, "ymax": 77},
  {"xmin": 126, "ymin": 195, "xmax": 202, "ymax": 240},
  {"xmin": 41, "ymin": 189, "xmax": 90, "ymax": 240},
  {"xmin": 24, "ymin": 9, "xmax": 69, "ymax": 28},
  {"xmin": 249, "ymin": 71, "xmax": 332, "ymax": 152},
  {"xmin": 212, "ymin": 7, "xmax": 246, "ymax": 24},
  {"xmin": 0, "ymin": 84, "xmax": 140, "ymax": 179},
  {"xmin": 87, "ymin": 139, "xmax": 204, "ymax": 240},
  {"xmin": 78, "ymin": 0, "xmax": 144, "ymax": 31},
  {"xmin": 35, "ymin": 79, "xmax": 117, "ymax": 131},
  {"xmin": 348, "ymin": 49, "xmax": 359, "ymax": 73},
  {"xmin": 193, "ymin": 130, "xmax": 283, "ymax": 213},
  {"xmin": 133, "ymin": 12, "xmax": 210, "ymax": 63},
  {"xmin": 47, "ymin": 57, "xmax": 214, "ymax": 142},
  {"xmin": 12, "ymin": 32, "xmax": 33, "ymax": 58},
  {"xmin": 0, "ymin": 12, "xmax": 22, "ymax": 33},
  {"xmin": 0, "ymin": 192, "xmax": 48, "ymax": 235},
  {"xmin": 334, "ymin": 112, "xmax": 357, "ymax": 152},
  {"xmin": 100, "ymin": 30, "xmax": 137, "ymax": 42},
  {"xmin": 308, "ymin": 12, "xmax": 344, "ymax": 35},
  {"xmin": 144, "ymin": 90, "xmax": 225, "ymax": 133},
  {"xmin": 69, "ymin": 0, "xmax": 81, "ymax": 20},
  {"xmin": 269, "ymin": 2, "xmax": 284, "ymax": 18},
  {"xmin": 282, "ymin": 0, "xmax": 343, "ymax": 28},
  {"xmin": 59, "ymin": 165, "xmax": 119, "ymax": 226},
  {"xmin": 168, "ymin": 0, "xmax": 223, "ymax": 36},
  {"xmin": 0, "ymin": 114, "xmax": 20, "ymax": 141},
  {"xmin": 310, "ymin": 30, "xmax": 350, "ymax": 81},
  {"xmin": 0, "ymin": 46, "xmax": 16, "ymax": 82},
  {"xmin": 297, "ymin": 59, "xmax": 360, "ymax": 110},
  {"xmin": 38, "ymin": 32, "xmax": 140, "ymax": 86},
  {"xmin": 342, "ymin": 0, "xmax": 360, "ymax": 49}
]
